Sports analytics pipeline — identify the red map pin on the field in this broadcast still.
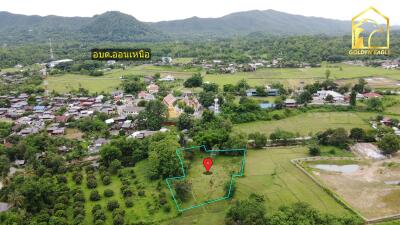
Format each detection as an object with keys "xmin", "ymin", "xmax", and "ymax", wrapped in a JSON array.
[{"xmin": 203, "ymin": 157, "xmax": 213, "ymax": 172}]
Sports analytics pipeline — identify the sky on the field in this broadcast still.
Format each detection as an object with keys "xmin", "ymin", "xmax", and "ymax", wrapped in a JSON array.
[{"xmin": 2, "ymin": 0, "xmax": 400, "ymax": 24}]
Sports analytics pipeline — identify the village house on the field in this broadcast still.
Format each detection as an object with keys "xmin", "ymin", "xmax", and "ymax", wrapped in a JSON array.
[
  {"xmin": 284, "ymin": 99, "xmax": 297, "ymax": 108},
  {"xmin": 159, "ymin": 75, "xmax": 175, "ymax": 82},
  {"xmin": 246, "ymin": 89, "xmax": 257, "ymax": 97},
  {"xmin": 88, "ymin": 138, "xmax": 109, "ymax": 154},
  {"xmin": 182, "ymin": 96, "xmax": 201, "ymax": 112},
  {"xmin": 146, "ymin": 83, "xmax": 159, "ymax": 94},
  {"xmin": 363, "ymin": 92, "xmax": 383, "ymax": 99},
  {"xmin": 118, "ymin": 105, "xmax": 144, "ymax": 117},
  {"xmin": 315, "ymin": 90, "xmax": 345, "ymax": 102},
  {"xmin": 163, "ymin": 94, "xmax": 176, "ymax": 107}
]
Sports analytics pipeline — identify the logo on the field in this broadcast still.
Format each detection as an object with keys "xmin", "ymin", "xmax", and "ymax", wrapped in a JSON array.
[{"xmin": 349, "ymin": 7, "xmax": 390, "ymax": 55}]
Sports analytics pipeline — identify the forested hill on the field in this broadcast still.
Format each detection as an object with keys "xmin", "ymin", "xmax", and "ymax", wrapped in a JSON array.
[
  {"xmin": 0, "ymin": 10, "xmax": 356, "ymax": 44},
  {"xmin": 149, "ymin": 9, "xmax": 351, "ymax": 38},
  {"xmin": 0, "ymin": 11, "xmax": 166, "ymax": 44},
  {"xmin": 1, "ymin": 9, "xmax": 398, "ymax": 44}
]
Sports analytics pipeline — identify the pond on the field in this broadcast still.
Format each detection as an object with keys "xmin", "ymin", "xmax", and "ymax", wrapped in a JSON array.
[{"xmin": 312, "ymin": 164, "xmax": 359, "ymax": 173}]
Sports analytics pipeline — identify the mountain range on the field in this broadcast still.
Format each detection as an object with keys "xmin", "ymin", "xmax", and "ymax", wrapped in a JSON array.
[{"xmin": 0, "ymin": 10, "xmax": 394, "ymax": 44}]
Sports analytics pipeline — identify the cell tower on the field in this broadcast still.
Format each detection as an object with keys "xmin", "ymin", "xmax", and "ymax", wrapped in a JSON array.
[{"xmin": 49, "ymin": 38, "xmax": 54, "ymax": 60}]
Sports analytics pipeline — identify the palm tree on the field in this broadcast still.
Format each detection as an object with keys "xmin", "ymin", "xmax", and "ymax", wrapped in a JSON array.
[{"xmin": 8, "ymin": 191, "xmax": 24, "ymax": 208}]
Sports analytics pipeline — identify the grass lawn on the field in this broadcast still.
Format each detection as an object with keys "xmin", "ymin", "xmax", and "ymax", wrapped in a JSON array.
[
  {"xmin": 235, "ymin": 147, "xmax": 352, "ymax": 215},
  {"xmin": 47, "ymin": 63, "xmax": 400, "ymax": 93},
  {"xmin": 46, "ymin": 64, "xmax": 197, "ymax": 93},
  {"xmin": 234, "ymin": 112, "xmax": 373, "ymax": 137},
  {"xmin": 164, "ymin": 146, "xmax": 353, "ymax": 225},
  {"xmin": 203, "ymin": 63, "xmax": 400, "ymax": 88},
  {"xmin": 168, "ymin": 149, "xmax": 244, "ymax": 210}
]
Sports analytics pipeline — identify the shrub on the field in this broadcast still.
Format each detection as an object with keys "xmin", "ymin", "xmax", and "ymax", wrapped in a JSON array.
[
  {"xmin": 107, "ymin": 200, "xmax": 120, "ymax": 211},
  {"xmin": 90, "ymin": 190, "xmax": 101, "ymax": 201},
  {"xmin": 73, "ymin": 206, "xmax": 84, "ymax": 217},
  {"xmin": 125, "ymin": 199, "xmax": 133, "ymax": 208},
  {"xmin": 91, "ymin": 204, "xmax": 102, "ymax": 214},
  {"xmin": 102, "ymin": 176, "xmax": 111, "ymax": 185},
  {"xmin": 308, "ymin": 146, "xmax": 321, "ymax": 156},
  {"xmin": 113, "ymin": 214, "xmax": 124, "ymax": 225},
  {"xmin": 104, "ymin": 189, "xmax": 114, "ymax": 197},
  {"xmin": 54, "ymin": 210, "xmax": 67, "ymax": 218},
  {"xmin": 93, "ymin": 211, "xmax": 106, "ymax": 222},
  {"xmin": 120, "ymin": 185, "xmax": 133, "ymax": 197},
  {"xmin": 73, "ymin": 193, "xmax": 85, "ymax": 202},
  {"xmin": 87, "ymin": 178, "xmax": 97, "ymax": 189},
  {"xmin": 54, "ymin": 203, "xmax": 66, "ymax": 211},
  {"xmin": 137, "ymin": 190, "xmax": 145, "ymax": 197}
]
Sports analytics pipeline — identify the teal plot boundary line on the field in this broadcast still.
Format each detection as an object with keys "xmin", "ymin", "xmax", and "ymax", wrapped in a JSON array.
[{"xmin": 165, "ymin": 145, "xmax": 247, "ymax": 212}]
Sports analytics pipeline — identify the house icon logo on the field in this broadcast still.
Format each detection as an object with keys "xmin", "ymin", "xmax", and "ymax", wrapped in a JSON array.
[{"xmin": 349, "ymin": 7, "xmax": 390, "ymax": 55}]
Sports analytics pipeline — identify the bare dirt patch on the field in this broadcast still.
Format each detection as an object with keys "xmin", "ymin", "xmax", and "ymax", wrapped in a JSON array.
[
  {"xmin": 311, "ymin": 156, "xmax": 400, "ymax": 219},
  {"xmin": 351, "ymin": 143, "xmax": 386, "ymax": 160}
]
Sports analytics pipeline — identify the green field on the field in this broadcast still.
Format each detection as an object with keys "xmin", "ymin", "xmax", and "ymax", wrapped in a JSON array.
[
  {"xmin": 204, "ymin": 63, "xmax": 400, "ymax": 88},
  {"xmin": 164, "ymin": 146, "xmax": 353, "ymax": 225},
  {"xmin": 168, "ymin": 149, "xmax": 244, "ymax": 211},
  {"xmin": 46, "ymin": 64, "xmax": 197, "ymax": 93},
  {"xmin": 234, "ymin": 112, "xmax": 373, "ymax": 136},
  {"xmin": 47, "ymin": 63, "xmax": 400, "ymax": 93}
]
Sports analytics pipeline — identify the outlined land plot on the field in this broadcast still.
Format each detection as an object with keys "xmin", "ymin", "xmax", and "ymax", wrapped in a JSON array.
[{"xmin": 166, "ymin": 146, "xmax": 246, "ymax": 212}]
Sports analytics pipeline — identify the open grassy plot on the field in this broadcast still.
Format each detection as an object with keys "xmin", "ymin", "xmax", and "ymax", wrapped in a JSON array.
[
  {"xmin": 385, "ymin": 96, "xmax": 400, "ymax": 116},
  {"xmin": 167, "ymin": 148, "xmax": 245, "ymax": 211},
  {"xmin": 235, "ymin": 147, "xmax": 352, "ymax": 215},
  {"xmin": 46, "ymin": 64, "xmax": 197, "ymax": 93},
  {"xmin": 203, "ymin": 64, "xmax": 400, "ymax": 88},
  {"xmin": 47, "ymin": 63, "xmax": 400, "ymax": 93},
  {"xmin": 164, "ymin": 147, "xmax": 353, "ymax": 225},
  {"xmin": 234, "ymin": 112, "xmax": 373, "ymax": 136}
]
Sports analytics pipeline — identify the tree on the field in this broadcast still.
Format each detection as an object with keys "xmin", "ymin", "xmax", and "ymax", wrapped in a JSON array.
[
  {"xmin": 366, "ymin": 98, "xmax": 384, "ymax": 112},
  {"xmin": 104, "ymin": 189, "xmax": 114, "ymax": 197},
  {"xmin": 255, "ymin": 86, "xmax": 266, "ymax": 96},
  {"xmin": 136, "ymin": 100, "xmax": 166, "ymax": 131},
  {"xmin": 325, "ymin": 94, "xmax": 334, "ymax": 103},
  {"xmin": 297, "ymin": 90, "xmax": 312, "ymax": 104},
  {"xmin": 90, "ymin": 190, "xmax": 101, "ymax": 201},
  {"xmin": 248, "ymin": 132, "xmax": 267, "ymax": 148},
  {"xmin": 148, "ymin": 134, "xmax": 180, "ymax": 179},
  {"xmin": 349, "ymin": 128, "xmax": 365, "ymax": 141},
  {"xmin": 353, "ymin": 78, "xmax": 367, "ymax": 93},
  {"xmin": 122, "ymin": 78, "xmax": 145, "ymax": 95},
  {"xmin": 0, "ymin": 155, "xmax": 10, "ymax": 177},
  {"xmin": 350, "ymin": 90, "xmax": 357, "ymax": 106},
  {"xmin": 325, "ymin": 69, "xmax": 331, "ymax": 79},
  {"xmin": 308, "ymin": 146, "xmax": 321, "ymax": 156},
  {"xmin": 107, "ymin": 200, "xmax": 120, "ymax": 211},
  {"xmin": 225, "ymin": 198, "xmax": 267, "ymax": 225},
  {"xmin": 102, "ymin": 176, "xmax": 111, "ymax": 185},
  {"xmin": 203, "ymin": 83, "xmax": 219, "ymax": 92},
  {"xmin": 199, "ymin": 91, "xmax": 216, "ymax": 108},
  {"xmin": 317, "ymin": 128, "xmax": 350, "ymax": 149},
  {"xmin": 100, "ymin": 145, "xmax": 122, "ymax": 166},
  {"xmin": 177, "ymin": 113, "xmax": 194, "ymax": 130},
  {"xmin": 268, "ymin": 202, "xmax": 361, "ymax": 225},
  {"xmin": 378, "ymin": 134, "xmax": 400, "ymax": 155},
  {"xmin": 174, "ymin": 180, "xmax": 192, "ymax": 202},
  {"xmin": 183, "ymin": 73, "xmax": 203, "ymax": 87},
  {"xmin": 109, "ymin": 159, "xmax": 121, "ymax": 174}
]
